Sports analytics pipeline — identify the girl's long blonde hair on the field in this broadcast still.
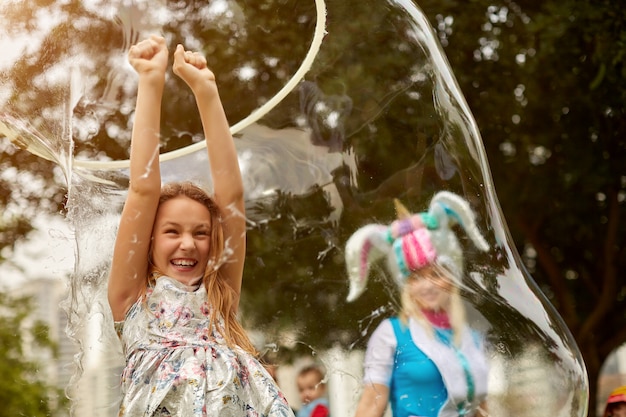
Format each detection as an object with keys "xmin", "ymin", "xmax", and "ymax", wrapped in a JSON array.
[
  {"xmin": 398, "ymin": 263, "xmax": 466, "ymax": 347},
  {"xmin": 149, "ymin": 181, "xmax": 257, "ymax": 357}
]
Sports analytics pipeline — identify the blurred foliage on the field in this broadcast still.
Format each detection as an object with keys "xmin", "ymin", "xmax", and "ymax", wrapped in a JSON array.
[
  {"xmin": 0, "ymin": 292, "xmax": 68, "ymax": 416},
  {"xmin": 420, "ymin": 1, "xmax": 626, "ymax": 414},
  {"xmin": 1, "ymin": 0, "xmax": 625, "ymax": 415}
]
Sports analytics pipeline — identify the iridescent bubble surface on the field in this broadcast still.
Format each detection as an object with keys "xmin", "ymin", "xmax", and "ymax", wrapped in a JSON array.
[{"xmin": 0, "ymin": 1, "xmax": 588, "ymax": 416}]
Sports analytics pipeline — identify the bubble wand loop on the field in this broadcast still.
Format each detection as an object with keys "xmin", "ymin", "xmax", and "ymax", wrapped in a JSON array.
[{"xmin": 73, "ymin": 0, "xmax": 328, "ymax": 171}]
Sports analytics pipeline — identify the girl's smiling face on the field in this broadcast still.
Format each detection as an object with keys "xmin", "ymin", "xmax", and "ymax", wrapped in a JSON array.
[
  {"xmin": 406, "ymin": 264, "xmax": 453, "ymax": 311},
  {"xmin": 151, "ymin": 196, "xmax": 212, "ymax": 285}
]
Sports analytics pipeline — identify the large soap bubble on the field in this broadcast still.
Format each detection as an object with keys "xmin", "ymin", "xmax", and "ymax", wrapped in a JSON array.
[{"xmin": 0, "ymin": 0, "xmax": 588, "ymax": 416}]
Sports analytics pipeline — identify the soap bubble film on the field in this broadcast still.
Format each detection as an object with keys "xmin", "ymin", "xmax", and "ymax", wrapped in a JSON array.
[{"xmin": 0, "ymin": 0, "xmax": 588, "ymax": 415}]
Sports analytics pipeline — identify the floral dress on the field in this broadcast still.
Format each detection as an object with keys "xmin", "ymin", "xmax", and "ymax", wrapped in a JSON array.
[{"xmin": 115, "ymin": 276, "xmax": 294, "ymax": 417}]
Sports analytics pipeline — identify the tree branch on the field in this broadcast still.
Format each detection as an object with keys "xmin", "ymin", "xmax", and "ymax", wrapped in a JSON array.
[{"xmin": 579, "ymin": 188, "xmax": 620, "ymax": 343}]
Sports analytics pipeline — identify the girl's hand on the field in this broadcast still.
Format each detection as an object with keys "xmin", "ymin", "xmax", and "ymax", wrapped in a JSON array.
[
  {"xmin": 172, "ymin": 44, "xmax": 217, "ymax": 94},
  {"xmin": 128, "ymin": 35, "xmax": 168, "ymax": 79}
]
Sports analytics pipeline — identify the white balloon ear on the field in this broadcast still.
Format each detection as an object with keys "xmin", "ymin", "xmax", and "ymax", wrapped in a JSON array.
[
  {"xmin": 429, "ymin": 191, "xmax": 490, "ymax": 252},
  {"xmin": 344, "ymin": 224, "xmax": 390, "ymax": 302}
]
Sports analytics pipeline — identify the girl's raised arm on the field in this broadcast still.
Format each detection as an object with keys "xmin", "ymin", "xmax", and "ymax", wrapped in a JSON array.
[
  {"xmin": 172, "ymin": 45, "xmax": 246, "ymax": 308},
  {"xmin": 108, "ymin": 35, "xmax": 169, "ymax": 321}
]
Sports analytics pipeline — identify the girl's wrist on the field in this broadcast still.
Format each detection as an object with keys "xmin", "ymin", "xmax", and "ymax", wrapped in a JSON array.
[
  {"xmin": 137, "ymin": 68, "xmax": 166, "ymax": 82},
  {"xmin": 191, "ymin": 80, "xmax": 219, "ymax": 98},
  {"xmin": 137, "ymin": 73, "xmax": 166, "ymax": 89}
]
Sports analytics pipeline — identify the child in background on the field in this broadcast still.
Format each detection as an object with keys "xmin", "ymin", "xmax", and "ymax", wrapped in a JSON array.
[
  {"xmin": 604, "ymin": 386, "xmax": 626, "ymax": 417},
  {"xmin": 108, "ymin": 35, "xmax": 294, "ymax": 416},
  {"xmin": 296, "ymin": 365, "xmax": 330, "ymax": 417}
]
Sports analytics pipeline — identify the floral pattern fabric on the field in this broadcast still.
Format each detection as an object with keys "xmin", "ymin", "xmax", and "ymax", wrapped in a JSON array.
[{"xmin": 115, "ymin": 276, "xmax": 294, "ymax": 417}]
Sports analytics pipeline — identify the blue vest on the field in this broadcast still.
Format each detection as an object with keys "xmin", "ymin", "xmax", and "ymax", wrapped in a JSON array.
[
  {"xmin": 389, "ymin": 317, "xmax": 487, "ymax": 417},
  {"xmin": 390, "ymin": 317, "xmax": 448, "ymax": 417}
]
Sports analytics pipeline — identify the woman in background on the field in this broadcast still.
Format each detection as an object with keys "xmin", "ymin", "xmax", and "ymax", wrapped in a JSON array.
[{"xmin": 345, "ymin": 191, "xmax": 491, "ymax": 417}]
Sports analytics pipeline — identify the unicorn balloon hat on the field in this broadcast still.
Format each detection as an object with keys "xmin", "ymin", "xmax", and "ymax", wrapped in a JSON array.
[{"xmin": 344, "ymin": 191, "xmax": 490, "ymax": 302}]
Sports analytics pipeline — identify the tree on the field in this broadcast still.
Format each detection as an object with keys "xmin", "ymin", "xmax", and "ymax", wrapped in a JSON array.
[
  {"xmin": 0, "ymin": 291, "xmax": 68, "ymax": 416},
  {"xmin": 418, "ymin": 0, "xmax": 626, "ymax": 414},
  {"xmin": 1, "ymin": 1, "xmax": 625, "ymax": 416}
]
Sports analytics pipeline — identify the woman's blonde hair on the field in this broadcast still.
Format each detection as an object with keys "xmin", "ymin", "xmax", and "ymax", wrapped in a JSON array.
[
  {"xmin": 149, "ymin": 181, "xmax": 257, "ymax": 357},
  {"xmin": 399, "ymin": 263, "xmax": 466, "ymax": 346}
]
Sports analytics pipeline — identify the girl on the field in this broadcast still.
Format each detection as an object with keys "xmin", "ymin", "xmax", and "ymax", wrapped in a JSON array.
[
  {"xmin": 345, "ymin": 191, "xmax": 491, "ymax": 417},
  {"xmin": 108, "ymin": 35, "xmax": 294, "ymax": 417}
]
